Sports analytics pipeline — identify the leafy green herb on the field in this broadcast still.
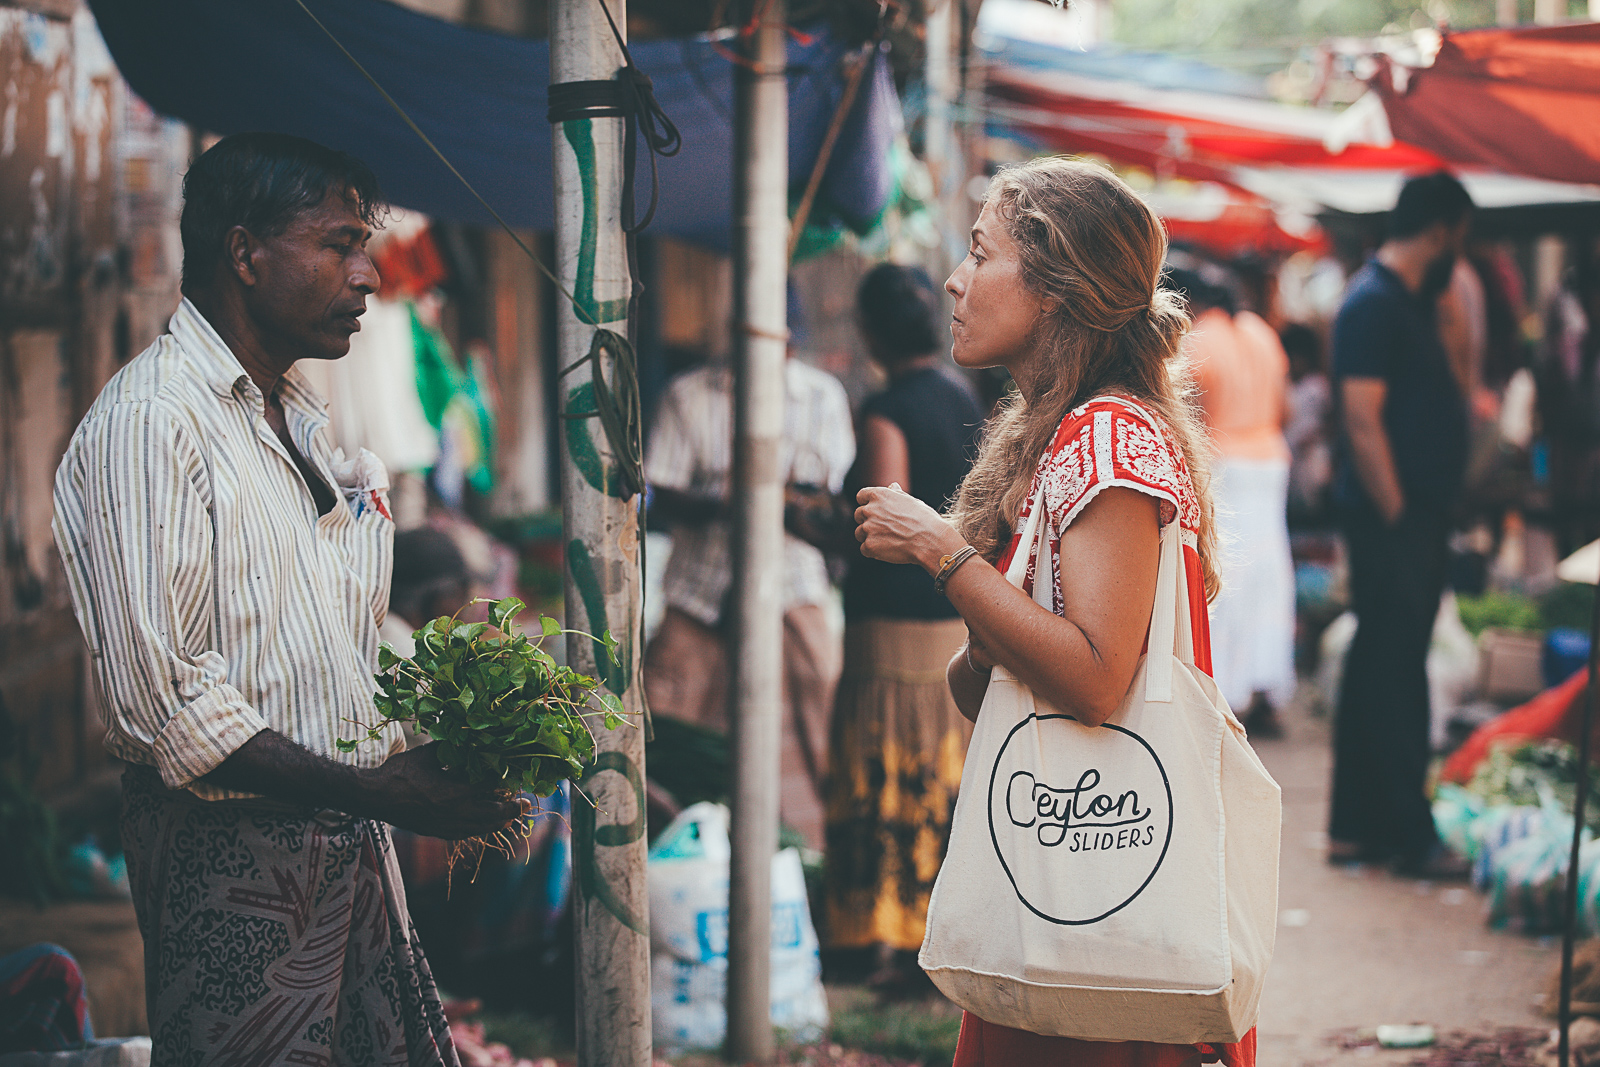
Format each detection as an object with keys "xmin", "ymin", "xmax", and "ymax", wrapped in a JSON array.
[{"xmin": 342, "ymin": 597, "xmax": 630, "ymax": 801}]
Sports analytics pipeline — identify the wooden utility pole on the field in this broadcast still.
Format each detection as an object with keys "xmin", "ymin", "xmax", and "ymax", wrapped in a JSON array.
[
  {"xmin": 550, "ymin": 3, "xmax": 652, "ymax": 1066},
  {"xmin": 924, "ymin": 0, "xmax": 962, "ymax": 273},
  {"xmin": 726, "ymin": 0, "xmax": 788, "ymax": 1062}
]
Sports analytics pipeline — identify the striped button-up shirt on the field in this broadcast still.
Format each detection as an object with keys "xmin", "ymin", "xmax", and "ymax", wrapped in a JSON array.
[
  {"xmin": 645, "ymin": 360, "xmax": 855, "ymax": 627},
  {"xmin": 53, "ymin": 299, "xmax": 402, "ymax": 801}
]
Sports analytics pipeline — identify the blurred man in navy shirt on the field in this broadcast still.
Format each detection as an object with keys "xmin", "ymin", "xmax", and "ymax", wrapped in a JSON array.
[{"xmin": 1330, "ymin": 171, "xmax": 1474, "ymax": 878}]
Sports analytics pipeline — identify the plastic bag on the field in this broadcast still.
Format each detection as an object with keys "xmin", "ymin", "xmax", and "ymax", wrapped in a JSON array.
[
  {"xmin": 1487, "ymin": 813, "xmax": 1574, "ymax": 933},
  {"xmin": 1432, "ymin": 783, "xmax": 1486, "ymax": 861},
  {"xmin": 1429, "ymin": 591, "xmax": 1480, "ymax": 749},
  {"xmin": 648, "ymin": 803, "xmax": 829, "ymax": 1052},
  {"xmin": 1470, "ymin": 805, "xmax": 1548, "ymax": 889}
]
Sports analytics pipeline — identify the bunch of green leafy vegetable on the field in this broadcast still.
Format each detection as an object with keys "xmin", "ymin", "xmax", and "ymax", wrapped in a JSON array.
[
  {"xmin": 1465, "ymin": 738, "xmax": 1600, "ymax": 832},
  {"xmin": 341, "ymin": 597, "xmax": 626, "ymax": 799}
]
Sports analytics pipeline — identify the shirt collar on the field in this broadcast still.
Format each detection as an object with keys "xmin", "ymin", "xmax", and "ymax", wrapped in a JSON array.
[
  {"xmin": 171, "ymin": 297, "xmax": 257, "ymax": 403},
  {"xmin": 170, "ymin": 297, "xmax": 330, "ymax": 422}
]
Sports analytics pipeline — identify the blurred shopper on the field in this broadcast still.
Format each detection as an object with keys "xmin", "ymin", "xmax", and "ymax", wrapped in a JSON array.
[
  {"xmin": 53, "ymin": 133, "xmax": 519, "ymax": 1066},
  {"xmin": 1178, "ymin": 270, "xmax": 1296, "ymax": 737},
  {"xmin": 1281, "ymin": 324, "xmax": 1332, "ymax": 516},
  {"xmin": 644, "ymin": 352, "xmax": 855, "ymax": 847},
  {"xmin": 1330, "ymin": 171, "xmax": 1474, "ymax": 876},
  {"xmin": 854, "ymin": 158, "xmax": 1255, "ymax": 1067},
  {"xmin": 824, "ymin": 264, "xmax": 984, "ymax": 990}
]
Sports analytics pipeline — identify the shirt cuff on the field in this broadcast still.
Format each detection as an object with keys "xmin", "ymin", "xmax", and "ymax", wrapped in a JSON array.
[{"xmin": 151, "ymin": 683, "xmax": 269, "ymax": 790}]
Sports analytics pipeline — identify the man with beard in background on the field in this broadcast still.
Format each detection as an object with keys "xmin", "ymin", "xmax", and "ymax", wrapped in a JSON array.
[{"xmin": 1329, "ymin": 170, "xmax": 1475, "ymax": 878}]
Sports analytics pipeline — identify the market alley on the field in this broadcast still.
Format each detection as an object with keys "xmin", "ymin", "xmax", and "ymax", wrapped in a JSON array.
[{"xmin": 1254, "ymin": 693, "xmax": 1560, "ymax": 1066}]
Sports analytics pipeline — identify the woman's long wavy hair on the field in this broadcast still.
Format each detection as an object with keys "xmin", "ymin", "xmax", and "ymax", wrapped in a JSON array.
[{"xmin": 948, "ymin": 157, "xmax": 1220, "ymax": 601}]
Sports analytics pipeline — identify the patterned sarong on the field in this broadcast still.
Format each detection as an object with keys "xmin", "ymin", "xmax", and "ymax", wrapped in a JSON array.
[{"xmin": 120, "ymin": 766, "xmax": 460, "ymax": 1067}]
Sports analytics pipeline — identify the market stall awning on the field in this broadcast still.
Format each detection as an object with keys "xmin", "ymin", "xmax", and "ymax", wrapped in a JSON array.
[
  {"xmin": 86, "ymin": 0, "xmax": 898, "ymax": 248},
  {"xmin": 1372, "ymin": 23, "xmax": 1600, "ymax": 186},
  {"xmin": 1140, "ymin": 182, "xmax": 1328, "ymax": 258},
  {"xmin": 983, "ymin": 66, "xmax": 1443, "ymax": 187}
]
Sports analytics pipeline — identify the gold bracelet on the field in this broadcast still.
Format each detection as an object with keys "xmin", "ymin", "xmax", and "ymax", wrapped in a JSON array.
[{"xmin": 933, "ymin": 545, "xmax": 978, "ymax": 595}]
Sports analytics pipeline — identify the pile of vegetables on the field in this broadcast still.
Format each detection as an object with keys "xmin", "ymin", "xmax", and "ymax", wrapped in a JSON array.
[
  {"xmin": 1466, "ymin": 738, "xmax": 1600, "ymax": 833},
  {"xmin": 341, "ymin": 597, "xmax": 627, "ymax": 805}
]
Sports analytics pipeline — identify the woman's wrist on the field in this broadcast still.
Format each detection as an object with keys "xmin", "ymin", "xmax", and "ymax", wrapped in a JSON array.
[{"xmin": 919, "ymin": 527, "xmax": 970, "ymax": 575}]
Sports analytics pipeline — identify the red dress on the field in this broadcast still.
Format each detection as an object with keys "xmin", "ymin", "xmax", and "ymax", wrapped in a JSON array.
[{"xmin": 954, "ymin": 395, "xmax": 1254, "ymax": 1067}]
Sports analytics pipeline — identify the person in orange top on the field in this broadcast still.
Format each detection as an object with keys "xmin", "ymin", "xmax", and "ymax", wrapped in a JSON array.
[
  {"xmin": 851, "ymin": 160, "xmax": 1254, "ymax": 1067},
  {"xmin": 1176, "ymin": 270, "xmax": 1297, "ymax": 739}
]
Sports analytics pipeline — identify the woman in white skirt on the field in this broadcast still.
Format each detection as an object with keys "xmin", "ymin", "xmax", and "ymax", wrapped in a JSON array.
[{"xmin": 1173, "ymin": 270, "xmax": 1296, "ymax": 737}]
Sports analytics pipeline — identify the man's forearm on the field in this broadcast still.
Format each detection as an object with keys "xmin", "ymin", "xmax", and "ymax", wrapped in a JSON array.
[
  {"xmin": 1346, "ymin": 416, "xmax": 1405, "ymax": 522},
  {"xmin": 200, "ymin": 729, "xmax": 376, "ymax": 815}
]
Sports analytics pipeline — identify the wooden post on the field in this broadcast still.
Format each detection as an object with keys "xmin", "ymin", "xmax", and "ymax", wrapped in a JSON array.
[
  {"xmin": 726, "ymin": 1, "xmax": 788, "ymax": 1062},
  {"xmin": 550, "ymin": 3, "xmax": 652, "ymax": 1066}
]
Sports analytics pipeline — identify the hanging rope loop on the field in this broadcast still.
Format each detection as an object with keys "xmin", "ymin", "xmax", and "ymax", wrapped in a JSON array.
[{"xmin": 558, "ymin": 328, "xmax": 645, "ymax": 501}]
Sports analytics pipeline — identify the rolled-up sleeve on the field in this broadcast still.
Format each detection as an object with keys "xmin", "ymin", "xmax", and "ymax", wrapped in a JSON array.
[{"xmin": 53, "ymin": 401, "xmax": 267, "ymax": 790}]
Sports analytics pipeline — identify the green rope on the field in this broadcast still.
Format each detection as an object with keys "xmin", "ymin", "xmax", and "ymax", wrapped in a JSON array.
[{"xmin": 559, "ymin": 328, "xmax": 645, "ymax": 500}]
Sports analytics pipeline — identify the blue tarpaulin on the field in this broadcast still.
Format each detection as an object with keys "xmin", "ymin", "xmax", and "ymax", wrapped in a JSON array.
[{"xmin": 87, "ymin": 0, "xmax": 898, "ymax": 248}]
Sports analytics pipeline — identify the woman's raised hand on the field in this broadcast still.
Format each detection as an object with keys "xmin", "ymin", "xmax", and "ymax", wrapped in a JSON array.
[{"xmin": 854, "ymin": 483, "xmax": 966, "ymax": 571}]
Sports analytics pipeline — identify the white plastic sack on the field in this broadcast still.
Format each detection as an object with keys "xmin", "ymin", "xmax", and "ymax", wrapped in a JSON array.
[
  {"xmin": 1428, "ymin": 592, "xmax": 1479, "ymax": 749},
  {"xmin": 648, "ymin": 803, "xmax": 829, "ymax": 1052}
]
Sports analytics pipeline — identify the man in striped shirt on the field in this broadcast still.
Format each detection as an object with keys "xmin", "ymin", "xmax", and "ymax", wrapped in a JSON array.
[
  {"xmin": 53, "ymin": 133, "xmax": 518, "ymax": 1066},
  {"xmin": 643, "ymin": 353, "xmax": 855, "ymax": 847}
]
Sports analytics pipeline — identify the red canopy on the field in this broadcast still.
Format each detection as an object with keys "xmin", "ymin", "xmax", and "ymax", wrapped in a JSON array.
[
  {"xmin": 1373, "ymin": 23, "xmax": 1600, "ymax": 185},
  {"xmin": 985, "ymin": 67, "xmax": 1442, "ymax": 187},
  {"xmin": 1141, "ymin": 182, "xmax": 1330, "ymax": 257}
]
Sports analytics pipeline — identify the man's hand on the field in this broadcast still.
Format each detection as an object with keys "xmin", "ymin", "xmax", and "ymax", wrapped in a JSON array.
[
  {"xmin": 201, "ymin": 729, "xmax": 527, "ymax": 841},
  {"xmin": 359, "ymin": 744, "xmax": 528, "ymax": 840},
  {"xmin": 1341, "ymin": 376, "xmax": 1406, "ymax": 525}
]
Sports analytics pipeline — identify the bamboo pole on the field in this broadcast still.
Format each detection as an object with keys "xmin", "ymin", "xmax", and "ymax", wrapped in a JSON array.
[
  {"xmin": 1557, "ymin": 584, "xmax": 1600, "ymax": 1067},
  {"xmin": 726, "ymin": 1, "xmax": 788, "ymax": 1061},
  {"xmin": 551, "ymin": 3, "xmax": 652, "ymax": 1066}
]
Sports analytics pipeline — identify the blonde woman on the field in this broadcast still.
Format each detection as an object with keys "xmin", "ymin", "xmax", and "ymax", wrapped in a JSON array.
[{"xmin": 853, "ymin": 158, "xmax": 1252, "ymax": 1067}]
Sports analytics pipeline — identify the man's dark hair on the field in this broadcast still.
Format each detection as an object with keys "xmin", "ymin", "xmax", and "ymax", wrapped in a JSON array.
[
  {"xmin": 180, "ymin": 132, "xmax": 384, "ymax": 292},
  {"xmin": 857, "ymin": 263, "xmax": 941, "ymax": 361},
  {"xmin": 1388, "ymin": 171, "xmax": 1474, "ymax": 241},
  {"xmin": 1163, "ymin": 267, "xmax": 1236, "ymax": 316}
]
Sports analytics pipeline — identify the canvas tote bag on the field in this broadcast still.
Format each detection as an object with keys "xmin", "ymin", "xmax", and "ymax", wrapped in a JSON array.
[{"xmin": 919, "ymin": 477, "xmax": 1282, "ymax": 1045}]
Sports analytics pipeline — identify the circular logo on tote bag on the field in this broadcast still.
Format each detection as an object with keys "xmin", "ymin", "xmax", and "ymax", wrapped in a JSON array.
[{"xmin": 987, "ymin": 713, "xmax": 1174, "ymax": 925}]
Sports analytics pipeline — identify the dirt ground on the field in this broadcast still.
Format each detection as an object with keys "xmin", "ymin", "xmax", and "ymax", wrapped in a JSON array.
[
  {"xmin": 1251, "ymin": 696, "xmax": 1562, "ymax": 1066},
  {"xmin": 0, "ymin": 688, "xmax": 1574, "ymax": 1061}
]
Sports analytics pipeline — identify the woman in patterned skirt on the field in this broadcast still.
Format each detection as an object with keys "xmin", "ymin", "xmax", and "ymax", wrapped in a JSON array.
[
  {"xmin": 851, "ymin": 158, "xmax": 1253, "ymax": 1066},
  {"xmin": 824, "ymin": 264, "xmax": 985, "ymax": 991}
]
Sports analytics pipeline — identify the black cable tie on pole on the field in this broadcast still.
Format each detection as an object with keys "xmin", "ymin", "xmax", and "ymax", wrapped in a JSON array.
[{"xmin": 547, "ymin": 79, "xmax": 630, "ymax": 123}]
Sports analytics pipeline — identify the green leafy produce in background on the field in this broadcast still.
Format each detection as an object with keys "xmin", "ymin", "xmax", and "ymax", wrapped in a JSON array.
[
  {"xmin": 1455, "ymin": 590, "xmax": 1545, "ymax": 637},
  {"xmin": 342, "ymin": 597, "xmax": 627, "ymax": 800},
  {"xmin": 1466, "ymin": 738, "xmax": 1600, "ymax": 833},
  {"xmin": 1455, "ymin": 582, "xmax": 1596, "ymax": 638}
]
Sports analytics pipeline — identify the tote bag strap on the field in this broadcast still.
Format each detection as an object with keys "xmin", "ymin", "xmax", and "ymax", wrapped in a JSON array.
[
  {"xmin": 1144, "ymin": 520, "xmax": 1185, "ymax": 703},
  {"xmin": 1004, "ymin": 479, "xmax": 1047, "ymax": 588}
]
